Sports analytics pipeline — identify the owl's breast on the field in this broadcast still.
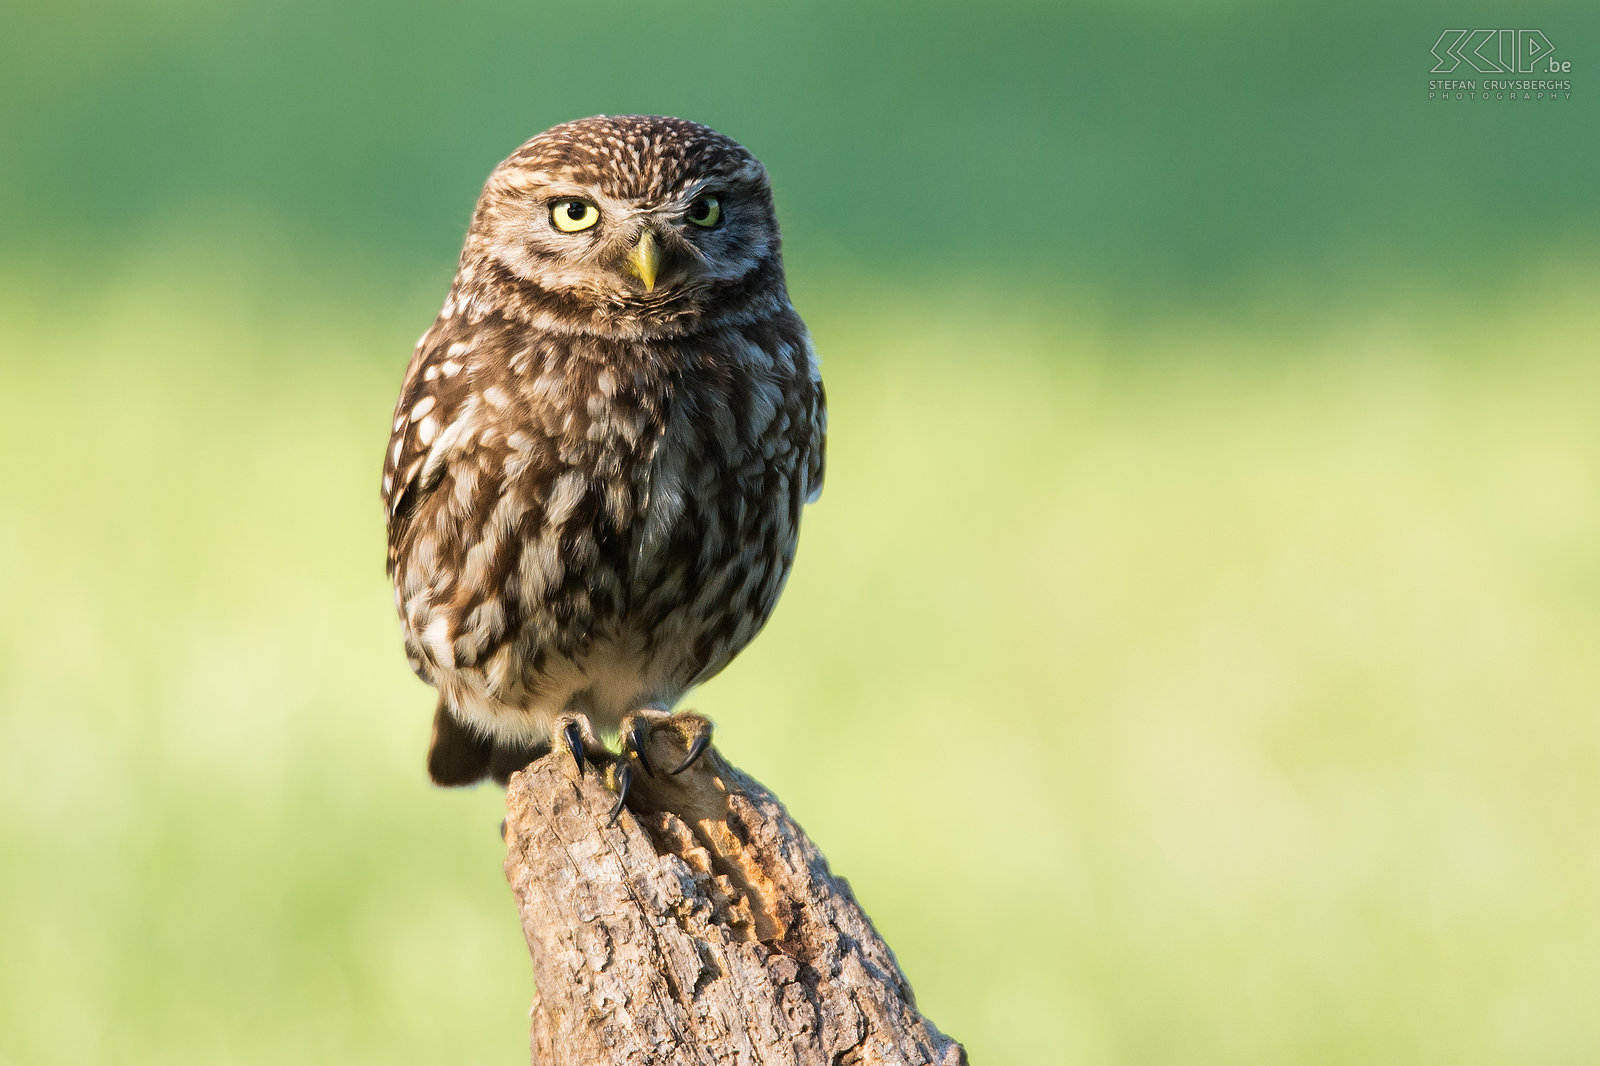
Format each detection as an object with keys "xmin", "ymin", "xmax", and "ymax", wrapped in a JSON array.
[
  {"xmin": 391, "ymin": 313, "xmax": 818, "ymax": 724},
  {"xmin": 619, "ymin": 345, "xmax": 812, "ymax": 686}
]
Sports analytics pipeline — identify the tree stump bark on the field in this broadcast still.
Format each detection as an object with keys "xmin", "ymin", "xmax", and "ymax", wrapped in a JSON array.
[{"xmin": 502, "ymin": 730, "xmax": 967, "ymax": 1066}]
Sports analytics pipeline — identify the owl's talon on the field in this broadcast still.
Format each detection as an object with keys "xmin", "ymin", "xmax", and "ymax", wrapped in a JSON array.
[
  {"xmin": 670, "ymin": 730, "xmax": 711, "ymax": 775},
  {"xmin": 561, "ymin": 720, "xmax": 587, "ymax": 775},
  {"xmin": 607, "ymin": 762, "xmax": 634, "ymax": 826},
  {"xmin": 624, "ymin": 718, "xmax": 656, "ymax": 778}
]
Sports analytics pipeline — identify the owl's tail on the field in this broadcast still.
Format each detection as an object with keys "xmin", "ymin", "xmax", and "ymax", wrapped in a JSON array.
[{"xmin": 426, "ymin": 700, "xmax": 543, "ymax": 787}]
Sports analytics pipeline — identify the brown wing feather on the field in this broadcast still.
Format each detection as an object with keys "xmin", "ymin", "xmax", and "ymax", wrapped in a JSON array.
[
  {"xmin": 382, "ymin": 316, "xmax": 481, "ymax": 575},
  {"xmin": 806, "ymin": 378, "xmax": 827, "ymax": 504}
]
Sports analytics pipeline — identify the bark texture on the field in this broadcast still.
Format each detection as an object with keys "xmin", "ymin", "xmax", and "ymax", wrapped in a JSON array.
[{"xmin": 503, "ymin": 734, "xmax": 967, "ymax": 1066}]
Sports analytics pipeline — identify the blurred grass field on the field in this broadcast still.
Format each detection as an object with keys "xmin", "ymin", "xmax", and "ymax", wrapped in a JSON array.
[{"xmin": 1, "ymin": 246, "xmax": 1597, "ymax": 1064}]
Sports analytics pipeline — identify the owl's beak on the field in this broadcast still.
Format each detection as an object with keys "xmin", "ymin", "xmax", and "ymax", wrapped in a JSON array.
[{"xmin": 626, "ymin": 230, "xmax": 661, "ymax": 293}]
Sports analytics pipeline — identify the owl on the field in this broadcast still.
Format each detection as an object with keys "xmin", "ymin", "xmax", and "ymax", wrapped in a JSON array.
[{"xmin": 381, "ymin": 116, "xmax": 826, "ymax": 813}]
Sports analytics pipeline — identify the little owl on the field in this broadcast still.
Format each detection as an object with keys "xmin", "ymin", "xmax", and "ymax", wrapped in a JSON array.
[{"xmin": 381, "ymin": 116, "xmax": 826, "ymax": 813}]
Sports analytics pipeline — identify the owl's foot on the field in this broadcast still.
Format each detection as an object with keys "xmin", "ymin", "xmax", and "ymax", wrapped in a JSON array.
[
  {"xmin": 604, "ymin": 710, "xmax": 715, "ymax": 824},
  {"xmin": 550, "ymin": 711, "xmax": 714, "ymax": 826},
  {"xmin": 620, "ymin": 710, "xmax": 714, "ymax": 778}
]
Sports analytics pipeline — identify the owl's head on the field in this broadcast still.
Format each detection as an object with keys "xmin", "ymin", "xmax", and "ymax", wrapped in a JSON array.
[{"xmin": 460, "ymin": 115, "xmax": 787, "ymax": 339}]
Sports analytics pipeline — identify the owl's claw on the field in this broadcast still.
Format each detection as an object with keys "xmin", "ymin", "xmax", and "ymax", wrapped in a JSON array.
[
  {"xmin": 624, "ymin": 718, "xmax": 656, "ymax": 778},
  {"xmin": 561, "ymin": 719, "xmax": 587, "ymax": 775},
  {"xmin": 607, "ymin": 762, "xmax": 634, "ymax": 826},
  {"xmin": 670, "ymin": 730, "xmax": 711, "ymax": 775}
]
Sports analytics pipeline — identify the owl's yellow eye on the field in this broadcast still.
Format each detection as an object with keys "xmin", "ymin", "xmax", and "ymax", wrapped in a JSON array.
[
  {"xmin": 550, "ymin": 199, "xmax": 600, "ymax": 232},
  {"xmin": 686, "ymin": 194, "xmax": 721, "ymax": 228}
]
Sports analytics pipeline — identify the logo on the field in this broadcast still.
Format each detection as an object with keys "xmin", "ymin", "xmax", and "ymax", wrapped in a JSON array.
[
  {"xmin": 1428, "ymin": 30, "xmax": 1574, "ymax": 100},
  {"xmin": 1430, "ymin": 30, "xmax": 1568, "ymax": 73}
]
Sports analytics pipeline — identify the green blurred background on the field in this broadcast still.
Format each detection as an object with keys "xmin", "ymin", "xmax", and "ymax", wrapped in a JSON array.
[{"xmin": 3, "ymin": 1, "xmax": 1598, "ymax": 1063}]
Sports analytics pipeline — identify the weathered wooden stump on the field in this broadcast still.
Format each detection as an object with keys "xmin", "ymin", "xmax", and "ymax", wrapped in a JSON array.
[{"xmin": 503, "ymin": 730, "xmax": 967, "ymax": 1066}]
